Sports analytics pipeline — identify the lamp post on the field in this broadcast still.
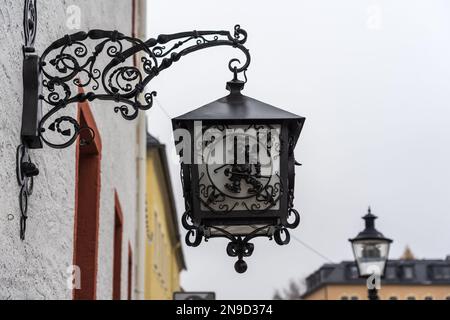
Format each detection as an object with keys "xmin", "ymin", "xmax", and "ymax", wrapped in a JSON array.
[{"xmin": 349, "ymin": 207, "xmax": 392, "ymax": 300}]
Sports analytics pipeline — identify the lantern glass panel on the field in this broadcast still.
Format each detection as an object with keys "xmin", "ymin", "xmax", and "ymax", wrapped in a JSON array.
[
  {"xmin": 352, "ymin": 239, "xmax": 390, "ymax": 277},
  {"xmin": 197, "ymin": 124, "xmax": 281, "ymax": 214}
]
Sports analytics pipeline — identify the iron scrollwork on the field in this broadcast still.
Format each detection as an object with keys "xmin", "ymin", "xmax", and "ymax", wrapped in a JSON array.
[
  {"xmin": 38, "ymin": 25, "xmax": 250, "ymax": 149},
  {"xmin": 180, "ymin": 159, "xmax": 204, "ymax": 247},
  {"xmin": 16, "ymin": 145, "xmax": 38, "ymax": 240}
]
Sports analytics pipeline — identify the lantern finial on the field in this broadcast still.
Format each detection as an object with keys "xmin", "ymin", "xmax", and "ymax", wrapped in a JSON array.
[{"xmin": 363, "ymin": 206, "xmax": 377, "ymax": 230}]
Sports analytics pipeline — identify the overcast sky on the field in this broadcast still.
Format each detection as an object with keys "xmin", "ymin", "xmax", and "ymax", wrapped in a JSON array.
[{"xmin": 146, "ymin": 0, "xmax": 450, "ymax": 299}]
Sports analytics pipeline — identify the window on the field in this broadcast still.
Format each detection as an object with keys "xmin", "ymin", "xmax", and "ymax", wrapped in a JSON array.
[
  {"xmin": 389, "ymin": 296, "xmax": 398, "ymax": 300},
  {"xmin": 320, "ymin": 267, "xmax": 333, "ymax": 280},
  {"xmin": 73, "ymin": 99, "xmax": 101, "ymax": 300},
  {"xmin": 113, "ymin": 192, "xmax": 124, "ymax": 300},
  {"xmin": 401, "ymin": 266, "xmax": 414, "ymax": 280},
  {"xmin": 407, "ymin": 296, "xmax": 415, "ymax": 300},
  {"xmin": 445, "ymin": 296, "xmax": 450, "ymax": 300},
  {"xmin": 424, "ymin": 296, "xmax": 433, "ymax": 300},
  {"xmin": 340, "ymin": 296, "xmax": 349, "ymax": 300},
  {"xmin": 347, "ymin": 265, "xmax": 359, "ymax": 279},
  {"xmin": 350, "ymin": 296, "xmax": 358, "ymax": 300},
  {"xmin": 385, "ymin": 266, "xmax": 397, "ymax": 280},
  {"xmin": 306, "ymin": 275, "xmax": 318, "ymax": 290},
  {"xmin": 430, "ymin": 266, "xmax": 450, "ymax": 280}
]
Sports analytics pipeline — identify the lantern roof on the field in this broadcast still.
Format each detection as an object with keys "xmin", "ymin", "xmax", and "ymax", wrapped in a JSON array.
[
  {"xmin": 349, "ymin": 207, "xmax": 393, "ymax": 243},
  {"xmin": 172, "ymin": 80, "xmax": 306, "ymax": 122}
]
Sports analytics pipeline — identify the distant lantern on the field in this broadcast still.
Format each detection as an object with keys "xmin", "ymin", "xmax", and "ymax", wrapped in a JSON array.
[
  {"xmin": 172, "ymin": 76, "xmax": 305, "ymax": 273},
  {"xmin": 349, "ymin": 208, "xmax": 392, "ymax": 278}
]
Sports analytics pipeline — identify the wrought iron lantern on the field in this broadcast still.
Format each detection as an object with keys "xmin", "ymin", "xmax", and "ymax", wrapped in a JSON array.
[
  {"xmin": 349, "ymin": 207, "xmax": 392, "ymax": 299},
  {"xmin": 16, "ymin": 0, "xmax": 307, "ymax": 272},
  {"xmin": 172, "ymin": 74, "xmax": 305, "ymax": 273}
]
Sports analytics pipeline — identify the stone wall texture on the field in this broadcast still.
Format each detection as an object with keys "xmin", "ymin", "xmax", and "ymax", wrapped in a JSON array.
[{"xmin": 0, "ymin": 0, "xmax": 139, "ymax": 299}]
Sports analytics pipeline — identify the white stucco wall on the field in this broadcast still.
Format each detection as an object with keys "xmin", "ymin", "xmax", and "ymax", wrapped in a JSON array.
[{"xmin": 0, "ymin": 0, "xmax": 140, "ymax": 299}]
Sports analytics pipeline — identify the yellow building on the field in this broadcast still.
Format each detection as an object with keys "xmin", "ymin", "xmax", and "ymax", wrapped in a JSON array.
[
  {"xmin": 144, "ymin": 133, "xmax": 186, "ymax": 300},
  {"xmin": 302, "ymin": 248, "xmax": 450, "ymax": 300}
]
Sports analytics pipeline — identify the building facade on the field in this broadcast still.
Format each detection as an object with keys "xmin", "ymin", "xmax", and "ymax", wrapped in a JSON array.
[
  {"xmin": 0, "ymin": 0, "xmax": 149, "ymax": 299},
  {"xmin": 144, "ymin": 134, "xmax": 186, "ymax": 300},
  {"xmin": 302, "ymin": 253, "xmax": 450, "ymax": 300}
]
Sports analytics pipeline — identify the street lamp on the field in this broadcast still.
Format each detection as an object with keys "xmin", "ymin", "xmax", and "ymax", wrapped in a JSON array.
[
  {"xmin": 172, "ymin": 74, "xmax": 305, "ymax": 273},
  {"xmin": 349, "ymin": 207, "xmax": 392, "ymax": 300}
]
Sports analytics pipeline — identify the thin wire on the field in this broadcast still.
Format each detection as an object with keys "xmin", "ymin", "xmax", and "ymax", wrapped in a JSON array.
[
  {"xmin": 290, "ymin": 234, "xmax": 334, "ymax": 263},
  {"xmin": 153, "ymin": 97, "xmax": 172, "ymax": 120}
]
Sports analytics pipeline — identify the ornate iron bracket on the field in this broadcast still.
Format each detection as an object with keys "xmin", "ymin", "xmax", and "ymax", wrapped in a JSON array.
[
  {"xmin": 36, "ymin": 25, "xmax": 249, "ymax": 149},
  {"xmin": 18, "ymin": 0, "xmax": 251, "ymax": 239},
  {"xmin": 16, "ymin": 0, "xmax": 40, "ymax": 240}
]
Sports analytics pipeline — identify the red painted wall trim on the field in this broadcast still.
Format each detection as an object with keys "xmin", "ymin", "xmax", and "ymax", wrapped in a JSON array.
[
  {"xmin": 73, "ymin": 87, "xmax": 102, "ymax": 300},
  {"xmin": 114, "ymin": 191, "xmax": 124, "ymax": 226}
]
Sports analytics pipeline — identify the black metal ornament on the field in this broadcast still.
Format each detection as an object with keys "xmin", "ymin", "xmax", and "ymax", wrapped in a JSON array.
[{"xmin": 36, "ymin": 25, "xmax": 249, "ymax": 149}]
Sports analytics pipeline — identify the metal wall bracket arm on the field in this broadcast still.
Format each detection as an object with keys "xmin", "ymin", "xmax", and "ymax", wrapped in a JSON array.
[{"xmin": 36, "ymin": 25, "xmax": 250, "ymax": 149}]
